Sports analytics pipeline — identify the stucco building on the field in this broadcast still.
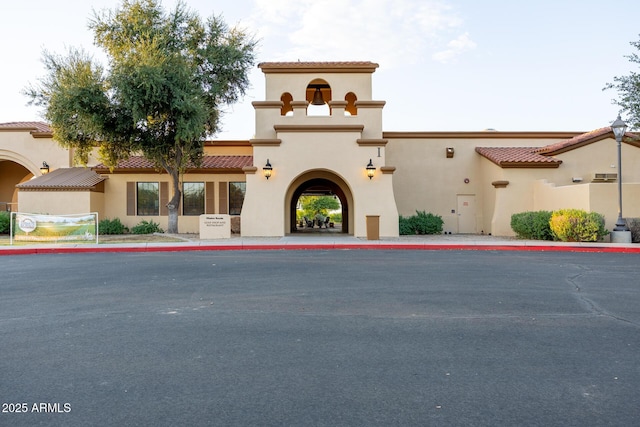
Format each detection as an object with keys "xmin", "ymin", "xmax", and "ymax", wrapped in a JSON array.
[{"xmin": 2, "ymin": 61, "xmax": 640, "ymax": 238}]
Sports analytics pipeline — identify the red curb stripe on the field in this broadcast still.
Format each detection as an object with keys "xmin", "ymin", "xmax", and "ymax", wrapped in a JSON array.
[{"xmin": 1, "ymin": 244, "xmax": 639, "ymax": 255}]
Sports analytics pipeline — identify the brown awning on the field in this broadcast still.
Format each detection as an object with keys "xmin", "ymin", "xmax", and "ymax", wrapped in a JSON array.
[{"xmin": 16, "ymin": 167, "xmax": 107, "ymax": 191}]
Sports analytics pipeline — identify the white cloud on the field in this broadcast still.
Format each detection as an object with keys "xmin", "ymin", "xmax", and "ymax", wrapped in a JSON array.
[
  {"xmin": 248, "ymin": 0, "xmax": 471, "ymax": 67},
  {"xmin": 432, "ymin": 32, "xmax": 477, "ymax": 63}
]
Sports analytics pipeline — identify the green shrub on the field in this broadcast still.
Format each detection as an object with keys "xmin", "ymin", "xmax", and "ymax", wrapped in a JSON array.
[
  {"xmin": 0, "ymin": 211, "xmax": 10, "ymax": 234},
  {"xmin": 510, "ymin": 211, "xmax": 554, "ymax": 240},
  {"xmin": 131, "ymin": 219, "xmax": 164, "ymax": 234},
  {"xmin": 99, "ymin": 217, "xmax": 129, "ymax": 235},
  {"xmin": 399, "ymin": 211, "xmax": 444, "ymax": 235},
  {"xmin": 399, "ymin": 215, "xmax": 414, "ymax": 235},
  {"xmin": 549, "ymin": 209, "xmax": 608, "ymax": 242},
  {"xmin": 626, "ymin": 218, "xmax": 640, "ymax": 243}
]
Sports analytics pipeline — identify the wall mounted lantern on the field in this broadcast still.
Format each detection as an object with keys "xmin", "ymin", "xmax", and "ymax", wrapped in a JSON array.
[
  {"xmin": 263, "ymin": 159, "xmax": 273, "ymax": 180},
  {"xmin": 610, "ymin": 115, "xmax": 629, "ymax": 231},
  {"xmin": 366, "ymin": 159, "xmax": 376, "ymax": 180},
  {"xmin": 40, "ymin": 161, "xmax": 50, "ymax": 175},
  {"xmin": 446, "ymin": 147, "xmax": 455, "ymax": 158}
]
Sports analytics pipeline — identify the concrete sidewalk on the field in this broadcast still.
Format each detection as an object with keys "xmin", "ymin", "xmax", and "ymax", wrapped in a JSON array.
[{"xmin": 1, "ymin": 233, "xmax": 639, "ymax": 255}]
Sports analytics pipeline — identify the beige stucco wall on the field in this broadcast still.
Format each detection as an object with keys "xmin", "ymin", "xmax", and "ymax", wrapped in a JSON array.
[
  {"xmin": 534, "ymin": 180, "xmax": 640, "ymax": 232},
  {"xmin": 590, "ymin": 183, "xmax": 640, "ymax": 228},
  {"xmin": 488, "ymin": 169, "xmax": 553, "ymax": 236},
  {"xmin": 386, "ymin": 134, "xmax": 569, "ymax": 235},
  {"xmin": 264, "ymin": 72, "xmax": 373, "ymax": 106},
  {"xmin": 18, "ymin": 191, "xmax": 103, "ymax": 216},
  {"xmin": 530, "ymin": 138, "xmax": 640, "ymax": 232},
  {"xmin": 553, "ymin": 138, "xmax": 634, "ymax": 185},
  {"xmin": 1, "ymin": 128, "xmax": 72, "ymax": 211},
  {"xmin": 8, "ymin": 125, "xmax": 640, "ymax": 238},
  {"xmin": 387, "ymin": 133, "xmax": 640, "ymax": 237},
  {"xmin": 203, "ymin": 144, "xmax": 252, "ymax": 156},
  {"xmin": 387, "ymin": 137, "xmax": 482, "ymax": 233},
  {"xmin": 243, "ymin": 65, "xmax": 398, "ymax": 238},
  {"xmin": 477, "ymin": 158, "xmax": 504, "ymax": 235},
  {"xmin": 243, "ymin": 127, "xmax": 398, "ymax": 237},
  {"xmin": 481, "ymin": 137, "xmax": 640, "ymax": 236},
  {"xmin": 533, "ymin": 180, "xmax": 591, "ymax": 212},
  {"xmin": 0, "ymin": 130, "xmax": 70, "ymax": 175},
  {"xmin": 101, "ymin": 172, "xmax": 246, "ymax": 234},
  {"xmin": 242, "ymin": 63, "xmax": 398, "ymax": 237}
]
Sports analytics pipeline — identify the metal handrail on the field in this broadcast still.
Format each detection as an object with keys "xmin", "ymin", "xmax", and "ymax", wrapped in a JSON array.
[{"xmin": 0, "ymin": 202, "xmax": 17, "ymax": 212}]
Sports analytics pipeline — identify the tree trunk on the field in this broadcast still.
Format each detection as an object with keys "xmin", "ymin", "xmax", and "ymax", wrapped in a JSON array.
[{"xmin": 167, "ymin": 169, "xmax": 181, "ymax": 234}]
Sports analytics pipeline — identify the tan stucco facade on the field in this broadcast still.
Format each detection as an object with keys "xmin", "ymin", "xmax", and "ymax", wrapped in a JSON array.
[
  {"xmin": 0, "ymin": 125, "xmax": 70, "ymax": 211},
  {"xmin": 241, "ymin": 62, "xmax": 398, "ymax": 238},
  {"xmin": 2, "ymin": 62, "xmax": 640, "ymax": 238},
  {"xmin": 99, "ymin": 171, "xmax": 249, "ymax": 233},
  {"xmin": 18, "ymin": 190, "xmax": 104, "ymax": 216}
]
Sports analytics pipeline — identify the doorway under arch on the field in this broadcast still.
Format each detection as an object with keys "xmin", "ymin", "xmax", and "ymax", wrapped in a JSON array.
[
  {"xmin": 285, "ymin": 170, "xmax": 354, "ymax": 235},
  {"xmin": 0, "ymin": 158, "xmax": 33, "ymax": 211}
]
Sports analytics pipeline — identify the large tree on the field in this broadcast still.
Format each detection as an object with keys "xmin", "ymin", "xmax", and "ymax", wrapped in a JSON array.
[
  {"xmin": 605, "ymin": 36, "xmax": 640, "ymax": 130},
  {"xmin": 300, "ymin": 195, "xmax": 340, "ymax": 219},
  {"xmin": 25, "ymin": 0, "xmax": 256, "ymax": 233}
]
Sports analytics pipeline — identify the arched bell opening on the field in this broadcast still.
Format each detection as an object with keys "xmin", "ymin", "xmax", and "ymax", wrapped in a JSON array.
[
  {"xmin": 280, "ymin": 92, "xmax": 293, "ymax": 116},
  {"xmin": 345, "ymin": 92, "xmax": 357, "ymax": 116},
  {"xmin": 286, "ymin": 171, "xmax": 353, "ymax": 235},
  {"xmin": 305, "ymin": 79, "xmax": 331, "ymax": 116}
]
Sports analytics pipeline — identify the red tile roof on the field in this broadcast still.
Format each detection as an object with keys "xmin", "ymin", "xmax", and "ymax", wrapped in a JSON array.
[
  {"xmin": 0, "ymin": 121, "xmax": 52, "ymax": 136},
  {"xmin": 535, "ymin": 127, "xmax": 640, "ymax": 154},
  {"xmin": 93, "ymin": 155, "xmax": 253, "ymax": 172},
  {"xmin": 258, "ymin": 61, "xmax": 379, "ymax": 73},
  {"xmin": 16, "ymin": 167, "xmax": 107, "ymax": 190},
  {"xmin": 476, "ymin": 128, "xmax": 640, "ymax": 168},
  {"xmin": 475, "ymin": 147, "xmax": 562, "ymax": 168},
  {"xmin": 534, "ymin": 127, "xmax": 612, "ymax": 155}
]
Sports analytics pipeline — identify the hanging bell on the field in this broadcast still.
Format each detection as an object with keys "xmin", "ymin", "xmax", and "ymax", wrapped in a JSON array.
[{"xmin": 311, "ymin": 88, "xmax": 324, "ymax": 105}]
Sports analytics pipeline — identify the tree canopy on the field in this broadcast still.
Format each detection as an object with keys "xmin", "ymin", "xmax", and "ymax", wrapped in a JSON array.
[
  {"xmin": 605, "ymin": 36, "xmax": 640, "ymax": 130},
  {"xmin": 25, "ymin": 0, "xmax": 257, "ymax": 233},
  {"xmin": 299, "ymin": 196, "xmax": 340, "ymax": 220}
]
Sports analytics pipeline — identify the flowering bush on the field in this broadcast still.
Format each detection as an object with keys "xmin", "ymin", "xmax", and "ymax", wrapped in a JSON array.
[{"xmin": 549, "ymin": 209, "xmax": 608, "ymax": 242}]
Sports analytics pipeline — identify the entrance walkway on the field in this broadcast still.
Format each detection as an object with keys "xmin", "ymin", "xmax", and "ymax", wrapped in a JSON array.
[{"xmin": 293, "ymin": 224, "xmax": 344, "ymax": 235}]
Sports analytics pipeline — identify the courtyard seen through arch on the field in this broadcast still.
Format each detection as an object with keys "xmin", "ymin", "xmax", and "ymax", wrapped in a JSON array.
[
  {"xmin": 295, "ymin": 193, "xmax": 343, "ymax": 233},
  {"xmin": 286, "ymin": 173, "xmax": 353, "ymax": 235}
]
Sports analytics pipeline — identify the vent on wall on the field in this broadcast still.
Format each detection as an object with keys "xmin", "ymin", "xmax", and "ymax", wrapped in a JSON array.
[{"xmin": 592, "ymin": 173, "xmax": 617, "ymax": 182}]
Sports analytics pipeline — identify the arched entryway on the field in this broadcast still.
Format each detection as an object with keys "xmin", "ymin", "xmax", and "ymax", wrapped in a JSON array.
[
  {"xmin": 285, "ymin": 170, "xmax": 354, "ymax": 235},
  {"xmin": 0, "ymin": 156, "xmax": 34, "ymax": 211}
]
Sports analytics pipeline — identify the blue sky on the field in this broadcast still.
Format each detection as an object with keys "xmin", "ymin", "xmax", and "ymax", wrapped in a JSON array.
[{"xmin": 2, "ymin": 0, "xmax": 639, "ymax": 138}]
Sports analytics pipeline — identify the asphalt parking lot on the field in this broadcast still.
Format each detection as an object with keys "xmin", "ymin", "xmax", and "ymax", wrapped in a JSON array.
[{"xmin": 1, "ymin": 249, "xmax": 639, "ymax": 426}]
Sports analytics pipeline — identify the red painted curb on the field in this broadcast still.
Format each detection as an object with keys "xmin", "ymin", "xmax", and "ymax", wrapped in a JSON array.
[{"xmin": 1, "ymin": 243, "xmax": 639, "ymax": 255}]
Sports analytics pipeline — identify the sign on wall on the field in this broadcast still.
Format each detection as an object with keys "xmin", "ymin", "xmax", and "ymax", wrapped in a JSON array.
[{"xmin": 10, "ymin": 212, "xmax": 99, "ymax": 244}]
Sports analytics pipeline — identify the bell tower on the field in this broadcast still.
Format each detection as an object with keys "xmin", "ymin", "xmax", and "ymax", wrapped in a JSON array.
[{"xmin": 241, "ymin": 61, "xmax": 399, "ymax": 238}]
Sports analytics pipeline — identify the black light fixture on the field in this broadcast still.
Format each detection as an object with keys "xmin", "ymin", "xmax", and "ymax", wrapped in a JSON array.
[
  {"xmin": 366, "ymin": 159, "xmax": 376, "ymax": 180},
  {"xmin": 611, "ymin": 115, "xmax": 629, "ymax": 232},
  {"xmin": 40, "ymin": 161, "xmax": 50, "ymax": 175},
  {"xmin": 263, "ymin": 159, "xmax": 272, "ymax": 180},
  {"xmin": 446, "ymin": 147, "xmax": 455, "ymax": 158}
]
